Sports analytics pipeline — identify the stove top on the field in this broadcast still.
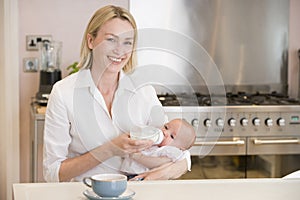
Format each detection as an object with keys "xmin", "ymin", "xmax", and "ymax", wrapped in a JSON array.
[
  {"xmin": 159, "ymin": 91, "xmax": 300, "ymax": 147},
  {"xmin": 158, "ymin": 91, "xmax": 300, "ymax": 106}
]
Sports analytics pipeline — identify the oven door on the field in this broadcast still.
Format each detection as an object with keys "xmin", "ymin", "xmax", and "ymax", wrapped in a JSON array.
[
  {"xmin": 247, "ymin": 136, "xmax": 300, "ymax": 155},
  {"xmin": 190, "ymin": 137, "xmax": 246, "ymax": 156},
  {"xmin": 179, "ymin": 136, "xmax": 300, "ymax": 179},
  {"xmin": 246, "ymin": 136, "xmax": 300, "ymax": 178},
  {"xmin": 182, "ymin": 137, "xmax": 248, "ymax": 179}
]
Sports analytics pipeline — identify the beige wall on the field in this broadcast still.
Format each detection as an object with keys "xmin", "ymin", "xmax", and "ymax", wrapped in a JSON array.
[{"xmin": 19, "ymin": 0, "xmax": 129, "ymax": 182}]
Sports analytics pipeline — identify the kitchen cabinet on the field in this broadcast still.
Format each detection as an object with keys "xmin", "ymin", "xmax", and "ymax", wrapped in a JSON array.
[{"xmin": 30, "ymin": 103, "xmax": 46, "ymax": 182}]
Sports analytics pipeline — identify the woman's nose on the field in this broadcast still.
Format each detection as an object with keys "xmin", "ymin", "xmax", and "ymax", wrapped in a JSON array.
[
  {"xmin": 113, "ymin": 42, "xmax": 129, "ymax": 55},
  {"xmin": 112, "ymin": 44, "xmax": 121, "ymax": 55}
]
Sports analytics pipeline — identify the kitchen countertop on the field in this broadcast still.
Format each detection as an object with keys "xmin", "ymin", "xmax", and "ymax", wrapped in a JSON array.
[{"xmin": 13, "ymin": 178, "xmax": 300, "ymax": 200}]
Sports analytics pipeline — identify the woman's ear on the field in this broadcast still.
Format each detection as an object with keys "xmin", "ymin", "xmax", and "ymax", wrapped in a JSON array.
[{"xmin": 87, "ymin": 34, "xmax": 94, "ymax": 49}]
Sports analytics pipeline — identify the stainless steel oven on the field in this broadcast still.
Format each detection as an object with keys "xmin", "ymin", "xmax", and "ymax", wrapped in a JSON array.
[
  {"xmin": 130, "ymin": 0, "xmax": 299, "ymax": 179},
  {"xmin": 159, "ymin": 93, "xmax": 300, "ymax": 179}
]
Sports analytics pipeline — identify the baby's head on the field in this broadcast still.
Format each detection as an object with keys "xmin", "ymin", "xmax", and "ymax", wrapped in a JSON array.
[{"xmin": 158, "ymin": 119, "xmax": 196, "ymax": 150}]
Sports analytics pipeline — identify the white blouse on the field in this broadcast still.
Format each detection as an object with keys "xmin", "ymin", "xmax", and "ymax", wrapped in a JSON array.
[{"xmin": 43, "ymin": 69, "xmax": 164, "ymax": 182}]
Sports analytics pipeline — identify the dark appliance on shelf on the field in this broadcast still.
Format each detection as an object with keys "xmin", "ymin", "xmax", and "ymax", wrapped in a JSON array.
[{"xmin": 36, "ymin": 40, "xmax": 62, "ymax": 105}]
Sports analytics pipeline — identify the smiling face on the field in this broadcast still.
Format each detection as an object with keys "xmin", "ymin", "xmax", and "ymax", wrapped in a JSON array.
[{"xmin": 87, "ymin": 18, "xmax": 135, "ymax": 74}]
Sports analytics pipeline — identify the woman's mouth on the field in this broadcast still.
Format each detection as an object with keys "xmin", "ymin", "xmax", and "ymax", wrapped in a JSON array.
[{"xmin": 108, "ymin": 56, "xmax": 122, "ymax": 63}]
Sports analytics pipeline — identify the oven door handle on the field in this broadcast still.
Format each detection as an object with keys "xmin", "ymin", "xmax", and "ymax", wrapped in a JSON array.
[
  {"xmin": 194, "ymin": 139, "xmax": 245, "ymax": 146},
  {"xmin": 253, "ymin": 138, "xmax": 300, "ymax": 145}
]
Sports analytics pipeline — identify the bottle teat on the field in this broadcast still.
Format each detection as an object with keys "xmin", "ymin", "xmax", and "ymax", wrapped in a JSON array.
[{"xmin": 154, "ymin": 129, "xmax": 164, "ymax": 145}]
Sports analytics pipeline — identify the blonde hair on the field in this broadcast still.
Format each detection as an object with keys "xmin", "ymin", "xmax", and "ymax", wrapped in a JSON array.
[{"xmin": 78, "ymin": 5, "xmax": 137, "ymax": 73}]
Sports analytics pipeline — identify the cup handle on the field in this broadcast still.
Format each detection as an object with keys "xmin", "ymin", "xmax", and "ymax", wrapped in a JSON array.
[{"xmin": 83, "ymin": 177, "xmax": 92, "ymax": 188}]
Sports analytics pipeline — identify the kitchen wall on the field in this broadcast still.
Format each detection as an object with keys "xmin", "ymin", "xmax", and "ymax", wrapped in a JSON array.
[
  {"xmin": 17, "ymin": 0, "xmax": 300, "ymax": 184},
  {"xmin": 19, "ymin": 0, "xmax": 129, "ymax": 182}
]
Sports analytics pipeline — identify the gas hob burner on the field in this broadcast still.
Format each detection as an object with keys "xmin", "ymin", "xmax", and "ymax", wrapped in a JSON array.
[
  {"xmin": 227, "ymin": 91, "xmax": 300, "ymax": 105},
  {"xmin": 157, "ymin": 91, "xmax": 300, "ymax": 106},
  {"xmin": 158, "ymin": 93, "xmax": 213, "ymax": 106},
  {"xmin": 158, "ymin": 93, "xmax": 180, "ymax": 106}
]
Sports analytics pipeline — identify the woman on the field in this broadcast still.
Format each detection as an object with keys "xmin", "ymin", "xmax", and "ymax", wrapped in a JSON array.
[{"xmin": 43, "ymin": 5, "xmax": 188, "ymax": 182}]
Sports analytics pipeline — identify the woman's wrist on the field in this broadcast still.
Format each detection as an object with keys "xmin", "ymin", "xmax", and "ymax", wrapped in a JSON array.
[{"xmin": 90, "ymin": 142, "xmax": 115, "ymax": 161}]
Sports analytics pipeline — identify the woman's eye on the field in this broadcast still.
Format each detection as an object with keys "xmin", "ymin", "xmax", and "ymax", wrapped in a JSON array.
[
  {"xmin": 124, "ymin": 41, "xmax": 133, "ymax": 45},
  {"xmin": 170, "ymin": 135, "xmax": 174, "ymax": 139},
  {"xmin": 164, "ymin": 125, "xmax": 168, "ymax": 130},
  {"xmin": 107, "ymin": 38, "xmax": 116, "ymax": 42}
]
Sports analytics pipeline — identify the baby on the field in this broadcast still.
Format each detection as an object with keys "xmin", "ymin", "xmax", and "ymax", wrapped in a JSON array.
[{"xmin": 121, "ymin": 118, "xmax": 196, "ymax": 175}]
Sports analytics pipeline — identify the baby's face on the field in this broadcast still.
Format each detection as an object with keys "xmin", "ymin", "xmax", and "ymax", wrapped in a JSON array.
[{"xmin": 159, "ymin": 119, "xmax": 185, "ymax": 149}]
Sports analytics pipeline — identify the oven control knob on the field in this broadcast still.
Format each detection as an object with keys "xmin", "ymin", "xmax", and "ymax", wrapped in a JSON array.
[
  {"xmin": 240, "ymin": 118, "xmax": 248, "ymax": 126},
  {"xmin": 265, "ymin": 118, "xmax": 273, "ymax": 127},
  {"xmin": 277, "ymin": 118, "xmax": 285, "ymax": 126},
  {"xmin": 228, "ymin": 118, "xmax": 236, "ymax": 127},
  {"xmin": 252, "ymin": 118, "xmax": 260, "ymax": 126},
  {"xmin": 216, "ymin": 118, "xmax": 224, "ymax": 127},
  {"xmin": 203, "ymin": 119, "xmax": 212, "ymax": 127},
  {"xmin": 191, "ymin": 118, "xmax": 199, "ymax": 128}
]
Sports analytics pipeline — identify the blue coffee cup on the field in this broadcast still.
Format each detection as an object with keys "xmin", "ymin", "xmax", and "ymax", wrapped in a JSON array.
[{"xmin": 83, "ymin": 174, "xmax": 127, "ymax": 197}]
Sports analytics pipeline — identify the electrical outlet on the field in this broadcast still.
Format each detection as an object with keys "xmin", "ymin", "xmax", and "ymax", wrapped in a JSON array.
[
  {"xmin": 23, "ymin": 57, "xmax": 38, "ymax": 72},
  {"xmin": 26, "ymin": 35, "xmax": 52, "ymax": 51}
]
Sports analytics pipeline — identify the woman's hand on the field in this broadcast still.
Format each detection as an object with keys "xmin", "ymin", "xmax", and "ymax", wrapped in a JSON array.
[
  {"xmin": 131, "ymin": 158, "xmax": 188, "ymax": 181},
  {"xmin": 109, "ymin": 133, "xmax": 153, "ymax": 157},
  {"xmin": 58, "ymin": 133, "xmax": 152, "ymax": 182}
]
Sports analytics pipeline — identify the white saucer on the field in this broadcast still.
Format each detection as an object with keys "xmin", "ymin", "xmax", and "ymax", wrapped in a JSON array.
[{"xmin": 83, "ymin": 189, "xmax": 135, "ymax": 200}]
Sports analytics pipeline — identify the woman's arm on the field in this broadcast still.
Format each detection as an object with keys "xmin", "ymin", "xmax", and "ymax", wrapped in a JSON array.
[
  {"xmin": 59, "ymin": 142, "xmax": 113, "ymax": 182},
  {"xmin": 130, "ymin": 153, "xmax": 172, "ymax": 169},
  {"xmin": 132, "ymin": 158, "xmax": 188, "ymax": 180},
  {"xmin": 59, "ymin": 134, "xmax": 153, "ymax": 182},
  {"xmin": 45, "ymin": 118, "xmax": 153, "ymax": 182}
]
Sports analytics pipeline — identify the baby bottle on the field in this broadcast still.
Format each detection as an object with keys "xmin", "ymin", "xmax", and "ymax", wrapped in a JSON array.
[{"xmin": 130, "ymin": 126, "xmax": 164, "ymax": 145}]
